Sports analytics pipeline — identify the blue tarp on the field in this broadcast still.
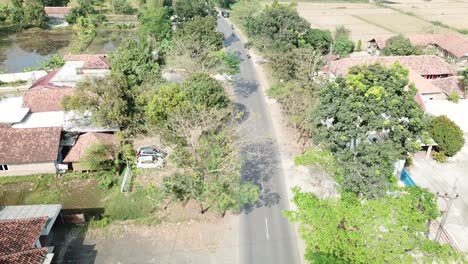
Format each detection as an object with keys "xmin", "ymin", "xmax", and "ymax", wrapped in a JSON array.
[{"xmin": 400, "ymin": 168, "xmax": 416, "ymax": 187}]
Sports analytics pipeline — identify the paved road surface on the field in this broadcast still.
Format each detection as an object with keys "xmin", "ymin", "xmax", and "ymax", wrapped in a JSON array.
[{"xmin": 217, "ymin": 18, "xmax": 301, "ymax": 264}]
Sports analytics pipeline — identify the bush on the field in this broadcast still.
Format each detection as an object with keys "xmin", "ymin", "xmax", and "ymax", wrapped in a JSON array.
[
  {"xmin": 429, "ymin": 115, "xmax": 465, "ymax": 156},
  {"xmin": 447, "ymin": 92, "xmax": 460, "ymax": 103},
  {"xmin": 334, "ymin": 36, "xmax": 354, "ymax": 56},
  {"xmin": 382, "ymin": 35, "xmax": 417, "ymax": 56},
  {"xmin": 433, "ymin": 151, "xmax": 447, "ymax": 163}
]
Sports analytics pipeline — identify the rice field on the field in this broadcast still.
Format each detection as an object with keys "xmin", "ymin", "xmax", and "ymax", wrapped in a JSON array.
[{"xmin": 296, "ymin": 1, "xmax": 461, "ymax": 43}]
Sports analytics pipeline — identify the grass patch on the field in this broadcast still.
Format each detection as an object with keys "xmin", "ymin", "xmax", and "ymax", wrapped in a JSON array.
[
  {"xmin": 0, "ymin": 174, "xmax": 55, "ymax": 184},
  {"xmin": 0, "ymin": 80, "xmax": 28, "ymax": 87}
]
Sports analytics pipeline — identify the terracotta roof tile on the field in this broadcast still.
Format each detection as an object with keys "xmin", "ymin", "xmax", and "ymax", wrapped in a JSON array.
[
  {"xmin": 0, "ymin": 217, "xmax": 47, "ymax": 256},
  {"xmin": 44, "ymin": 7, "xmax": 71, "ymax": 15},
  {"xmin": 0, "ymin": 127, "xmax": 61, "ymax": 164},
  {"xmin": 430, "ymin": 76, "xmax": 464, "ymax": 96},
  {"xmin": 0, "ymin": 248, "xmax": 48, "ymax": 264},
  {"xmin": 328, "ymin": 55, "xmax": 455, "ymax": 76},
  {"xmin": 63, "ymin": 54, "xmax": 110, "ymax": 69},
  {"xmin": 23, "ymin": 87, "xmax": 73, "ymax": 112},
  {"xmin": 29, "ymin": 70, "xmax": 59, "ymax": 90},
  {"xmin": 64, "ymin": 132, "xmax": 115, "ymax": 163},
  {"xmin": 370, "ymin": 34, "xmax": 468, "ymax": 58}
]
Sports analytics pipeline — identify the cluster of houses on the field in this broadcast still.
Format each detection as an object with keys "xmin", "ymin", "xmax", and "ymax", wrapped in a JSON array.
[
  {"xmin": 325, "ymin": 33, "xmax": 468, "ymax": 133},
  {"xmin": 0, "ymin": 54, "xmax": 118, "ymax": 177}
]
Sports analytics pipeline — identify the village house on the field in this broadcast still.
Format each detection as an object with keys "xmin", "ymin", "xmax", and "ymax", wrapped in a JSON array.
[
  {"xmin": 50, "ymin": 54, "xmax": 111, "ymax": 87},
  {"xmin": 44, "ymin": 7, "xmax": 71, "ymax": 28},
  {"xmin": 0, "ymin": 204, "xmax": 62, "ymax": 263},
  {"xmin": 0, "ymin": 127, "xmax": 62, "ymax": 176},
  {"xmin": 368, "ymin": 34, "xmax": 468, "ymax": 69},
  {"xmin": 327, "ymin": 55, "xmax": 457, "ymax": 110},
  {"xmin": 63, "ymin": 132, "xmax": 116, "ymax": 172}
]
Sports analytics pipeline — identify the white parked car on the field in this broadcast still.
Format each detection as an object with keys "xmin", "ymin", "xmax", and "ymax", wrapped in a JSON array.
[
  {"xmin": 136, "ymin": 146, "xmax": 167, "ymax": 159},
  {"xmin": 136, "ymin": 155, "xmax": 166, "ymax": 169}
]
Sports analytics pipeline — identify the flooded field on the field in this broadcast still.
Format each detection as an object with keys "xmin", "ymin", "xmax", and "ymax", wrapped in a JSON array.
[{"xmin": 0, "ymin": 27, "xmax": 137, "ymax": 72}]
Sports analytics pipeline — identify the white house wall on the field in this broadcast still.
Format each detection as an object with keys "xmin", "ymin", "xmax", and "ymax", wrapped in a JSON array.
[{"xmin": 0, "ymin": 162, "xmax": 56, "ymax": 176}]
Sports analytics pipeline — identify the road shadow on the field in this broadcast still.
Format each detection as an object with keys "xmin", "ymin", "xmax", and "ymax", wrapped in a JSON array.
[
  {"xmin": 43, "ymin": 208, "xmax": 104, "ymax": 263},
  {"xmin": 233, "ymin": 78, "xmax": 258, "ymax": 97},
  {"xmin": 234, "ymin": 103, "xmax": 250, "ymax": 124},
  {"xmin": 224, "ymin": 33, "xmax": 239, "ymax": 48},
  {"xmin": 241, "ymin": 141, "xmax": 282, "ymax": 214}
]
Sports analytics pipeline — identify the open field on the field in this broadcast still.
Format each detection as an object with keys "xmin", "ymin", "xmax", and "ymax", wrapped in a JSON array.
[
  {"xmin": 384, "ymin": 0, "xmax": 468, "ymax": 31},
  {"xmin": 296, "ymin": 2, "xmax": 456, "ymax": 42}
]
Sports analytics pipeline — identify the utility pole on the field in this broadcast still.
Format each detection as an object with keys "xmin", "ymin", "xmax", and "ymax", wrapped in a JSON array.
[{"xmin": 434, "ymin": 180, "xmax": 459, "ymax": 242}]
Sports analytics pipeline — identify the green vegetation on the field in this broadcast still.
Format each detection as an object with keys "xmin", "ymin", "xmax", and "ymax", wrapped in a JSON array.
[
  {"xmin": 137, "ymin": 3, "xmax": 171, "ymax": 42},
  {"xmin": 314, "ymin": 63, "xmax": 424, "ymax": 197},
  {"xmin": 173, "ymin": 0, "xmax": 215, "ymax": 20},
  {"xmin": 429, "ymin": 115, "xmax": 465, "ymax": 157},
  {"xmin": 285, "ymin": 187, "xmax": 461, "ymax": 264},
  {"xmin": 460, "ymin": 68, "xmax": 468, "ymax": 97},
  {"xmin": 0, "ymin": 79, "xmax": 27, "ymax": 87},
  {"xmin": 5, "ymin": 0, "xmax": 48, "ymax": 29},
  {"xmin": 447, "ymin": 92, "xmax": 460, "ymax": 103},
  {"xmin": 333, "ymin": 25, "xmax": 354, "ymax": 56},
  {"xmin": 71, "ymin": 16, "xmax": 96, "ymax": 52},
  {"xmin": 382, "ymin": 35, "xmax": 420, "ymax": 56}
]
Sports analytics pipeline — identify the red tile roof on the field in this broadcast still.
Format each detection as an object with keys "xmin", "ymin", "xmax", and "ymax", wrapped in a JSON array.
[
  {"xmin": 63, "ymin": 54, "xmax": 110, "ymax": 69},
  {"xmin": 0, "ymin": 248, "xmax": 48, "ymax": 264},
  {"xmin": 64, "ymin": 132, "xmax": 115, "ymax": 163},
  {"xmin": 430, "ymin": 76, "xmax": 464, "ymax": 96},
  {"xmin": 29, "ymin": 70, "xmax": 59, "ymax": 90},
  {"xmin": 0, "ymin": 217, "xmax": 47, "ymax": 256},
  {"xmin": 23, "ymin": 87, "xmax": 74, "ymax": 112},
  {"xmin": 370, "ymin": 34, "xmax": 468, "ymax": 58},
  {"xmin": 44, "ymin": 7, "xmax": 71, "ymax": 15},
  {"xmin": 328, "ymin": 55, "xmax": 455, "ymax": 76},
  {"xmin": 0, "ymin": 127, "xmax": 61, "ymax": 164}
]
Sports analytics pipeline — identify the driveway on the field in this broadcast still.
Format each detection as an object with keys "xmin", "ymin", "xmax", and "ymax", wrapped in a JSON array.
[{"xmin": 408, "ymin": 134, "xmax": 468, "ymax": 251}]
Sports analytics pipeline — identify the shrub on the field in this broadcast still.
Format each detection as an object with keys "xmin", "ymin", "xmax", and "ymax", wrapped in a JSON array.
[
  {"xmin": 429, "ymin": 115, "xmax": 465, "ymax": 156},
  {"xmin": 382, "ymin": 35, "xmax": 416, "ymax": 56},
  {"xmin": 447, "ymin": 92, "xmax": 460, "ymax": 103},
  {"xmin": 334, "ymin": 36, "xmax": 355, "ymax": 56},
  {"xmin": 433, "ymin": 151, "xmax": 447, "ymax": 163}
]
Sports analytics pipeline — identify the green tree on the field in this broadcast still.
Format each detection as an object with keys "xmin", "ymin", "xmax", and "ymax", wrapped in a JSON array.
[
  {"xmin": 138, "ymin": 4, "xmax": 171, "ymax": 41},
  {"xmin": 111, "ymin": 0, "xmax": 135, "ymax": 14},
  {"xmin": 62, "ymin": 74, "xmax": 132, "ymax": 127},
  {"xmin": 231, "ymin": 0, "xmax": 261, "ymax": 23},
  {"xmin": 170, "ymin": 16, "xmax": 224, "ymax": 71},
  {"xmin": 215, "ymin": 0, "xmax": 236, "ymax": 8},
  {"xmin": 71, "ymin": 16, "xmax": 96, "ymax": 53},
  {"xmin": 429, "ymin": 115, "xmax": 465, "ymax": 157},
  {"xmin": 10, "ymin": 0, "xmax": 47, "ymax": 29},
  {"xmin": 110, "ymin": 39, "xmax": 160, "ymax": 87},
  {"xmin": 314, "ymin": 63, "xmax": 425, "ymax": 196},
  {"xmin": 40, "ymin": 55, "xmax": 65, "ymax": 71},
  {"xmin": 245, "ymin": 2, "xmax": 309, "ymax": 51},
  {"xmin": 332, "ymin": 26, "xmax": 354, "ymax": 56},
  {"xmin": 173, "ymin": 0, "xmax": 215, "ymax": 19},
  {"xmin": 81, "ymin": 142, "xmax": 115, "ymax": 171},
  {"xmin": 285, "ymin": 188, "xmax": 460, "ymax": 264},
  {"xmin": 146, "ymin": 83, "xmax": 188, "ymax": 125},
  {"xmin": 65, "ymin": 0, "xmax": 104, "ymax": 24},
  {"xmin": 300, "ymin": 28, "xmax": 333, "ymax": 54},
  {"xmin": 182, "ymin": 73, "xmax": 230, "ymax": 109},
  {"xmin": 382, "ymin": 35, "xmax": 417, "ymax": 56}
]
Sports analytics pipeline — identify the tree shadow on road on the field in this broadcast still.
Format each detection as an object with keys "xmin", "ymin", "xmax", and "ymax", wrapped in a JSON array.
[
  {"xmin": 234, "ymin": 78, "xmax": 258, "ymax": 98},
  {"xmin": 224, "ymin": 34, "xmax": 239, "ymax": 48},
  {"xmin": 240, "ymin": 141, "xmax": 282, "ymax": 214}
]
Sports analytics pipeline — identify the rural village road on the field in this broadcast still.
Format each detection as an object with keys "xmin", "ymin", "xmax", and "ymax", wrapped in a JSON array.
[{"xmin": 217, "ymin": 17, "xmax": 301, "ymax": 264}]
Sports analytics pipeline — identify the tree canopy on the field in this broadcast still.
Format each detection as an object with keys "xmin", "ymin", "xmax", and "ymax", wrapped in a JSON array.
[
  {"xmin": 173, "ymin": 0, "xmax": 215, "ymax": 19},
  {"xmin": 382, "ymin": 35, "xmax": 419, "ymax": 56},
  {"xmin": 182, "ymin": 73, "xmax": 230, "ymax": 109},
  {"xmin": 285, "ymin": 188, "xmax": 460, "ymax": 264},
  {"xmin": 300, "ymin": 28, "xmax": 333, "ymax": 54},
  {"xmin": 245, "ymin": 2, "xmax": 309, "ymax": 51},
  {"xmin": 138, "ymin": 4, "xmax": 171, "ymax": 42},
  {"xmin": 314, "ymin": 63, "xmax": 425, "ymax": 196},
  {"xmin": 429, "ymin": 115, "xmax": 465, "ymax": 157}
]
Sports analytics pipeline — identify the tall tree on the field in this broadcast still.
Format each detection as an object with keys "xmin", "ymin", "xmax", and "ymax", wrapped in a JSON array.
[
  {"xmin": 245, "ymin": 2, "xmax": 309, "ymax": 51},
  {"xmin": 314, "ymin": 63, "xmax": 425, "ymax": 196},
  {"xmin": 382, "ymin": 35, "xmax": 418, "ymax": 56},
  {"xmin": 173, "ymin": 0, "xmax": 214, "ymax": 19},
  {"xmin": 138, "ymin": 4, "xmax": 171, "ymax": 42},
  {"xmin": 182, "ymin": 73, "xmax": 230, "ymax": 109},
  {"xmin": 285, "ymin": 188, "xmax": 460, "ymax": 264}
]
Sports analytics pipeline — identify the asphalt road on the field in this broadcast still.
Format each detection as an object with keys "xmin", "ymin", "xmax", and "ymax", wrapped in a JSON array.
[{"xmin": 217, "ymin": 18, "xmax": 301, "ymax": 264}]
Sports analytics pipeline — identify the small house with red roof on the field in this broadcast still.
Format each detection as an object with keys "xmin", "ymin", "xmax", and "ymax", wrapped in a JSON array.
[
  {"xmin": 50, "ymin": 54, "xmax": 111, "ymax": 87},
  {"xmin": 44, "ymin": 7, "xmax": 71, "ymax": 27}
]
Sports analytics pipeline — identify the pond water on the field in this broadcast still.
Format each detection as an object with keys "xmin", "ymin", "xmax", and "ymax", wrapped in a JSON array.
[{"xmin": 0, "ymin": 28, "xmax": 137, "ymax": 73}]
